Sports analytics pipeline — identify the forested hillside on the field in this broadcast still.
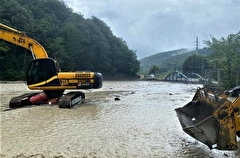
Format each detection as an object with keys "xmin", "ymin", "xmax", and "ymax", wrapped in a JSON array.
[
  {"xmin": 140, "ymin": 48, "xmax": 211, "ymax": 74},
  {"xmin": 0, "ymin": 0, "xmax": 140, "ymax": 80}
]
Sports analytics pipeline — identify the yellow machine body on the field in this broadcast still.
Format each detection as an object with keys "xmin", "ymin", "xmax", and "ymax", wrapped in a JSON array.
[{"xmin": 176, "ymin": 87, "xmax": 240, "ymax": 150}]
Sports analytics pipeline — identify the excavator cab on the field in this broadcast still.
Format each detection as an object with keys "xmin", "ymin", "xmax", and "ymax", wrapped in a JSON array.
[{"xmin": 26, "ymin": 58, "xmax": 59, "ymax": 86}]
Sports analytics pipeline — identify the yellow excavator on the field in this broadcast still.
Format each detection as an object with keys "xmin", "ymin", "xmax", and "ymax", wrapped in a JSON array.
[
  {"xmin": 175, "ymin": 86, "xmax": 240, "ymax": 150},
  {"xmin": 0, "ymin": 23, "xmax": 102, "ymax": 108}
]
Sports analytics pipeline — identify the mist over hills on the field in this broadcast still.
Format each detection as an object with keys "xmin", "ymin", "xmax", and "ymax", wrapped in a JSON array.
[
  {"xmin": 129, "ymin": 44, "xmax": 159, "ymax": 59},
  {"xmin": 139, "ymin": 48, "xmax": 211, "ymax": 73}
]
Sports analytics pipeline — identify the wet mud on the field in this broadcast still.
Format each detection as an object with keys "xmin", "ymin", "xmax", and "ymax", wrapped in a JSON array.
[{"xmin": 1, "ymin": 81, "xmax": 240, "ymax": 157}]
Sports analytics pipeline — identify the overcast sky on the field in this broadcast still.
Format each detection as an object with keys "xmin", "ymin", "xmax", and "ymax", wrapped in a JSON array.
[{"xmin": 64, "ymin": 0, "xmax": 240, "ymax": 57}]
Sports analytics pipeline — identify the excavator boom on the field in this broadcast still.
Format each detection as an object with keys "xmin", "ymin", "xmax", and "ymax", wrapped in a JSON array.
[{"xmin": 0, "ymin": 23, "xmax": 48, "ymax": 59}]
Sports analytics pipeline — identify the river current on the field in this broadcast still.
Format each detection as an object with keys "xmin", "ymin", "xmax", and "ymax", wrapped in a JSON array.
[{"xmin": 1, "ymin": 81, "xmax": 240, "ymax": 157}]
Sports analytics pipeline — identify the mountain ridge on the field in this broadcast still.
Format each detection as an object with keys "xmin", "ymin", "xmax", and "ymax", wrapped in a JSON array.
[{"xmin": 139, "ymin": 48, "xmax": 211, "ymax": 73}]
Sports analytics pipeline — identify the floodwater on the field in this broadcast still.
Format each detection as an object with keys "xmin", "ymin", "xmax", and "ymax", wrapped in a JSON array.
[{"xmin": 1, "ymin": 81, "xmax": 240, "ymax": 158}]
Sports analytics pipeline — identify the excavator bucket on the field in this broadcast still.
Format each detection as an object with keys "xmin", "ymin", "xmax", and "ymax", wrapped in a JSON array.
[{"xmin": 175, "ymin": 87, "xmax": 237, "ymax": 150}]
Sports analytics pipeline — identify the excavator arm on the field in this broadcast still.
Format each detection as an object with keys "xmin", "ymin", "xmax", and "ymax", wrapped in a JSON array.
[{"xmin": 0, "ymin": 23, "xmax": 103, "ymax": 108}]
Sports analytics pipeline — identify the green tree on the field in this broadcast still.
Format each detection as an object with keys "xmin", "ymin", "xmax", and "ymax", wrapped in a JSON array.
[
  {"xmin": 149, "ymin": 65, "xmax": 160, "ymax": 75},
  {"xmin": 0, "ymin": 0, "xmax": 140, "ymax": 80},
  {"xmin": 109, "ymin": 37, "xmax": 139, "ymax": 76},
  {"xmin": 182, "ymin": 54, "xmax": 210, "ymax": 77},
  {"xmin": 204, "ymin": 32, "xmax": 240, "ymax": 88}
]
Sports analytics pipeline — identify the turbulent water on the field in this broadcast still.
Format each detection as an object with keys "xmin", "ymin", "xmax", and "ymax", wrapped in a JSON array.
[{"xmin": 1, "ymin": 81, "xmax": 240, "ymax": 158}]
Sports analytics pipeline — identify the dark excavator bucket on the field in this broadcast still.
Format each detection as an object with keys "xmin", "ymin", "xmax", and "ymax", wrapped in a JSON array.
[{"xmin": 175, "ymin": 87, "xmax": 237, "ymax": 150}]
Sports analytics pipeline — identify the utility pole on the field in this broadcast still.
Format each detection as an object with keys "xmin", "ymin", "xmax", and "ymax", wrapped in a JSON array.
[
  {"xmin": 196, "ymin": 36, "xmax": 199, "ymax": 51},
  {"xmin": 194, "ymin": 36, "xmax": 200, "ymax": 54}
]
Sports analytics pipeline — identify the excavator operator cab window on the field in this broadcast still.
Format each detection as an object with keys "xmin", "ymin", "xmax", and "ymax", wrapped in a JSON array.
[{"xmin": 26, "ymin": 58, "xmax": 58, "ymax": 85}]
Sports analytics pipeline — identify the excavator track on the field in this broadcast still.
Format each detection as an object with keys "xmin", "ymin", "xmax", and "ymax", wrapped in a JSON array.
[
  {"xmin": 9, "ymin": 91, "xmax": 85, "ymax": 109},
  {"xmin": 58, "ymin": 91, "xmax": 85, "ymax": 108},
  {"xmin": 9, "ymin": 92, "xmax": 39, "ymax": 108}
]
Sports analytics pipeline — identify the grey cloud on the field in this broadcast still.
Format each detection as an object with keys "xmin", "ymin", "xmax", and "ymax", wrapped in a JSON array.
[{"xmin": 64, "ymin": 0, "xmax": 239, "ymax": 57}]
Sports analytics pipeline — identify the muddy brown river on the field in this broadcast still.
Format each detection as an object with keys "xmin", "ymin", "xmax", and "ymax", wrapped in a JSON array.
[{"xmin": 1, "ymin": 81, "xmax": 240, "ymax": 158}]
